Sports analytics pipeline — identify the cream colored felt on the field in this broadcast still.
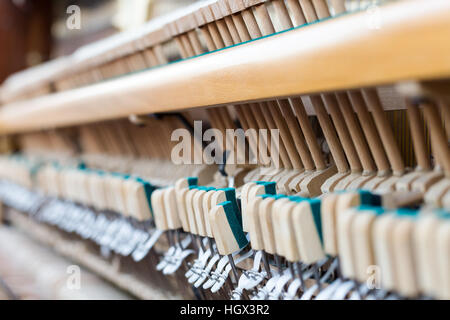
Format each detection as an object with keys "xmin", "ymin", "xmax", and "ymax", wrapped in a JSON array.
[
  {"xmin": 68, "ymin": 170, "xmax": 81, "ymax": 201},
  {"xmin": 392, "ymin": 217, "xmax": 419, "ymax": 297},
  {"xmin": 185, "ymin": 188, "xmax": 200, "ymax": 235},
  {"xmin": 123, "ymin": 178, "xmax": 137, "ymax": 217},
  {"xmin": 163, "ymin": 187, "xmax": 182, "ymax": 229},
  {"xmin": 274, "ymin": 200, "xmax": 301, "ymax": 262},
  {"xmin": 436, "ymin": 221, "xmax": 450, "ymax": 299},
  {"xmin": 103, "ymin": 174, "xmax": 119, "ymax": 212},
  {"xmin": 79, "ymin": 171, "xmax": 93, "ymax": 206},
  {"xmin": 287, "ymin": 169, "xmax": 310, "ymax": 192},
  {"xmin": 193, "ymin": 189, "xmax": 208, "ymax": 236},
  {"xmin": 375, "ymin": 175, "xmax": 401, "ymax": 193},
  {"xmin": 75, "ymin": 171, "xmax": 88, "ymax": 204},
  {"xmin": 209, "ymin": 204, "xmax": 240, "ymax": 255},
  {"xmin": 321, "ymin": 172, "xmax": 350, "ymax": 194},
  {"xmin": 245, "ymin": 184, "xmax": 266, "ymax": 227},
  {"xmin": 240, "ymin": 182, "xmax": 257, "ymax": 231},
  {"xmin": 277, "ymin": 169, "xmax": 305, "ymax": 194},
  {"xmin": 243, "ymin": 168, "xmax": 261, "ymax": 184},
  {"xmin": 70, "ymin": 170, "xmax": 83, "ymax": 203},
  {"xmin": 36, "ymin": 165, "xmax": 48, "ymax": 194},
  {"xmin": 75, "ymin": 171, "xmax": 88, "ymax": 203},
  {"xmin": 88, "ymin": 173, "xmax": 108, "ymax": 210},
  {"xmin": 321, "ymin": 193, "xmax": 339, "ymax": 256},
  {"xmin": 58, "ymin": 169, "xmax": 70, "ymax": 201},
  {"xmin": 372, "ymin": 214, "xmax": 397, "ymax": 292},
  {"xmin": 362, "ymin": 174, "xmax": 389, "ymax": 191},
  {"xmin": 125, "ymin": 180, "xmax": 152, "ymax": 221},
  {"xmin": 336, "ymin": 207, "xmax": 358, "ymax": 279},
  {"xmin": 271, "ymin": 197, "xmax": 291, "ymax": 258},
  {"xmin": 112, "ymin": 176, "xmax": 129, "ymax": 215},
  {"xmin": 35, "ymin": 166, "xmax": 48, "ymax": 195},
  {"xmin": 53, "ymin": 168, "xmax": 64, "ymax": 198},
  {"xmin": 259, "ymin": 197, "xmax": 278, "ymax": 255},
  {"xmin": 175, "ymin": 188, "xmax": 191, "ymax": 232},
  {"xmin": 151, "ymin": 189, "xmax": 169, "ymax": 231},
  {"xmin": 43, "ymin": 167, "xmax": 54, "ymax": 196},
  {"xmin": 174, "ymin": 179, "xmax": 192, "ymax": 232},
  {"xmin": 292, "ymin": 201, "xmax": 325, "ymax": 264},
  {"xmin": 211, "ymin": 189, "xmax": 227, "ymax": 206},
  {"xmin": 262, "ymin": 169, "xmax": 286, "ymax": 184},
  {"xmin": 74, "ymin": 171, "xmax": 86, "ymax": 203},
  {"xmin": 335, "ymin": 192, "xmax": 362, "ymax": 214},
  {"xmin": 414, "ymin": 215, "xmax": 441, "ymax": 297},
  {"xmin": 59, "ymin": 169, "xmax": 71, "ymax": 200},
  {"xmin": 351, "ymin": 210, "xmax": 377, "ymax": 283},
  {"xmin": 298, "ymin": 165, "xmax": 338, "ymax": 197},
  {"xmin": 442, "ymin": 191, "xmax": 450, "ymax": 209},
  {"xmin": 346, "ymin": 173, "xmax": 375, "ymax": 191},
  {"xmin": 425, "ymin": 178, "xmax": 450, "ymax": 207},
  {"xmin": 202, "ymin": 189, "xmax": 215, "ymax": 237},
  {"xmin": 411, "ymin": 170, "xmax": 443, "ymax": 193},
  {"xmin": 258, "ymin": 168, "xmax": 284, "ymax": 182},
  {"xmin": 246, "ymin": 196, "xmax": 265, "ymax": 251},
  {"xmin": 334, "ymin": 173, "xmax": 364, "ymax": 191},
  {"xmin": 37, "ymin": 167, "xmax": 46, "ymax": 194},
  {"xmin": 263, "ymin": 169, "xmax": 292, "ymax": 185},
  {"xmin": 100, "ymin": 174, "xmax": 114, "ymax": 211},
  {"xmin": 268, "ymin": 169, "xmax": 293, "ymax": 187},
  {"xmin": 396, "ymin": 171, "xmax": 424, "ymax": 192}
]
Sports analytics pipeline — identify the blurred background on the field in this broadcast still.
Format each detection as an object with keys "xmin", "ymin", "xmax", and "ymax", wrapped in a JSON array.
[
  {"xmin": 0, "ymin": 0, "xmax": 198, "ymax": 84},
  {"xmin": 0, "ymin": 0, "xmax": 198, "ymax": 300}
]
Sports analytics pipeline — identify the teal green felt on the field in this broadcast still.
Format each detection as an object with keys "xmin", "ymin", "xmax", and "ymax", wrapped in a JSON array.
[
  {"xmin": 306, "ymin": 199, "xmax": 323, "ymax": 245},
  {"xmin": 77, "ymin": 162, "xmax": 87, "ymax": 170},
  {"xmin": 394, "ymin": 208, "xmax": 419, "ymax": 219},
  {"xmin": 435, "ymin": 209, "xmax": 450, "ymax": 220},
  {"xmin": 288, "ymin": 196, "xmax": 307, "ymax": 202},
  {"xmin": 358, "ymin": 190, "xmax": 382, "ymax": 206},
  {"xmin": 259, "ymin": 194, "xmax": 286, "ymax": 200},
  {"xmin": 252, "ymin": 181, "xmax": 276, "ymax": 195},
  {"xmin": 187, "ymin": 177, "xmax": 198, "ymax": 187},
  {"xmin": 219, "ymin": 201, "xmax": 248, "ymax": 249},
  {"xmin": 220, "ymin": 188, "xmax": 242, "ymax": 226},
  {"xmin": 263, "ymin": 182, "xmax": 276, "ymax": 195},
  {"xmin": 136, "ymin": 177, "xmax": 155, "ymax": 219},
  {"xmin": 356, "ymin": 205, "xmax": 385, "ymax": 215}
]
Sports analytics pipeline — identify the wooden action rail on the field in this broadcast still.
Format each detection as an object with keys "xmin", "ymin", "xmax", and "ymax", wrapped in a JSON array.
[{"xmin": 0, "ymin": 0, "xmax": 449, "ymax": 134}]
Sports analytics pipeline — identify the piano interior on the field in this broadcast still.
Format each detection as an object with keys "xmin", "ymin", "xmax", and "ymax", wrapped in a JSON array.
[{"xmin": 0, "ymin": 0, "xmax": 449, "ymax": 301}]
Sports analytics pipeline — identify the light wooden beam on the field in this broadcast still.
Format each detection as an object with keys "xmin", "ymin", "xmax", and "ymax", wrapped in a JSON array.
[{"xmin": 0, "ymin": 0, "xmax": 449, "ymax": 134}]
